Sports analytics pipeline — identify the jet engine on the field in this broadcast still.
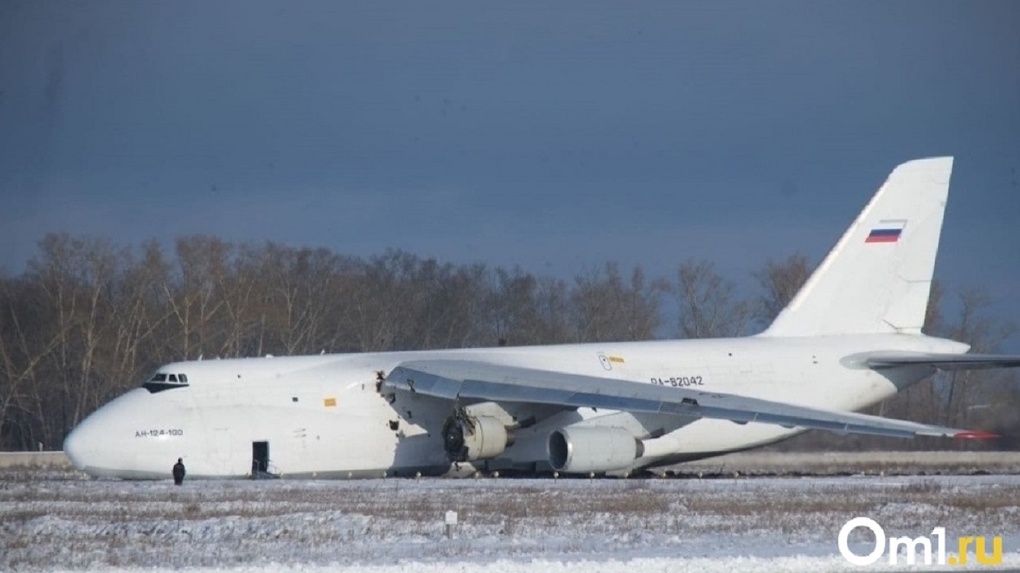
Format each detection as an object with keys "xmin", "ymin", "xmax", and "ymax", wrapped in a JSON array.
[
  {"xmin": 442, "ymin": 411, "xmax": 513, "ymax": 462},
  {"xmin": 548, "ymin": 426, "xmax": 644, "ymax": 474}
]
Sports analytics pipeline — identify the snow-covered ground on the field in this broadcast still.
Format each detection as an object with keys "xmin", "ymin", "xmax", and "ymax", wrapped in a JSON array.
[{"xmin": 3, "ymin": 472, "xmax": 1019, "ymax": 572}]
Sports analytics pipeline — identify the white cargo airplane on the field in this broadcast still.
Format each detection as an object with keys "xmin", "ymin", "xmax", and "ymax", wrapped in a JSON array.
[{"xmin": 64, "ymin": 157, "xmax": 1020, "ymax": 479}]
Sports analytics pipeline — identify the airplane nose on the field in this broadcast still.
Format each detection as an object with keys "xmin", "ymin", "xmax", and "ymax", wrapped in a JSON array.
[
  {"xmin": 63, "ymin": 426, "xmax": 83, "ymax": 468},
  {"xmin": 63, "ymin": 415, "xmax": 99, "ymax": 471},
  {"xmin": 63, "ymin": 389, "xmax": 144, "ymax": 474},
  {"xmin": 62, "ymin": 388, "xmax": 184, "ymax": 478}
]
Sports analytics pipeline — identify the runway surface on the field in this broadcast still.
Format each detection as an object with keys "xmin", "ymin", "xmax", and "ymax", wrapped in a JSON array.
[{"xmin": 3, "ymin": 472, "xmax": 1020, "ymax": 572}]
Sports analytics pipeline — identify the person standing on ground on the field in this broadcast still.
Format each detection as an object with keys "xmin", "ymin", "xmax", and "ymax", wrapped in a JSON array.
[{"xmin": 172, "ymin": 458, "xmax": 186, "ymax": 485}]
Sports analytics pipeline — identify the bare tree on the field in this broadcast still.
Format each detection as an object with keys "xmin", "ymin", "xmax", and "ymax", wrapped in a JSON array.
[
  {"xmin": 258, "ymin": 244, "xmax": 355, "ymax": 355},
  {"xmin": 410, "ymin": 259, "xmax": 489, "ymax": 349},
  {"xmin": 923, "ymin": 279, "xmax": 945, "ymax": 336},
  {"xmin": 533, "ymin": 276, "xmax": 572, "ymax": 344},
  {"xmin": 939, "ymin": 288, "xmax": 1017, "ymax": 428},
  {"xmin": 488, "ymin": 268, "xmax": 572, "ymax": 346},
  {"xmin": 752, "ymin": 253, "xmax": 811, "ymax": 328},
  {"xmin": 347, "ymin": 251, "xmax": 424, "ymax": 351},
  {"xmin": 0, "ymin": 273, "xmax": 72, "ymax": 449},
  {"xmin": 669, "ymin": 259, "xmax": 751, "ymax": 339},
  {"xmin": 571, "ymin": 263, "xmax": 661, "ymax": 342},
  {"xmin": 164, "ymin": 236, "xmax": 231, "ymax": 359},
  {"xmin": 7, "ymin": 234, "xmax": 144, "ymax": 447}
]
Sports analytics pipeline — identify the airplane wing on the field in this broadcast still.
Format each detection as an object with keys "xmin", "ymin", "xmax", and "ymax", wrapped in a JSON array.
[
  {"xmin": 383, "ymin": 360, "xmax": 995, "ymax": 440},
  {"xmin": 867, "ymin": 352, "xmax": 1020, "ymax": 371}
]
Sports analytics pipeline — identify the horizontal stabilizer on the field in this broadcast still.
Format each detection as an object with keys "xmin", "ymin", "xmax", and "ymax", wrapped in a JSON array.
[
  {"xmin": 384, "ymin": 360, "xmax": 995, "ymax": 441},
  {"xmin": 867, "ymin": 352, "xmax": 1020, "ymax": 371}
]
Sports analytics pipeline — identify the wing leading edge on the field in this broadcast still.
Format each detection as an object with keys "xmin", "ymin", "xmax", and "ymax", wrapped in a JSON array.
[{"xmin": 384, "ymin": 360, "xmax": 995, "ymax": 440}]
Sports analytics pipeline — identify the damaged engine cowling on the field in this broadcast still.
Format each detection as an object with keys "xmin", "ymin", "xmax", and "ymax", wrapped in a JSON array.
[
  {"xmin": 442, "ymin": 411, "xmax": 514, "ymax": 462},
  {"xmin": 548, "ymin": 426, "xmax": 644, "ymax": 474}
]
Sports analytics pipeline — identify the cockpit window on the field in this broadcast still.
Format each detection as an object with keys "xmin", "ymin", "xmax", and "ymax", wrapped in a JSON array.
[{"xmin": 143, "ymin": 372, "xmax": 190, "ymax": 393}]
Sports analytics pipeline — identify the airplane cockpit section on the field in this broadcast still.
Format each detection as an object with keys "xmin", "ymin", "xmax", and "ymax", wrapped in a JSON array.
[{"xmin": 143, "ymin": 371, "xmax": 190, "ymax": 393}]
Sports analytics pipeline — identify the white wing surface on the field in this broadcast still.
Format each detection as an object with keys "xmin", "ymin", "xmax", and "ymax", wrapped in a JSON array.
[{"xmin": 384, "ymin": 360, "xmax": 995, "ymax": 440}]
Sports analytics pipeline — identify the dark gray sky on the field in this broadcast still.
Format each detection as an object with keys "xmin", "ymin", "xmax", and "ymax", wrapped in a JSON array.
[{"xmin": 2, "ymin": 1, "xmax": 1018, "ymax": 347}]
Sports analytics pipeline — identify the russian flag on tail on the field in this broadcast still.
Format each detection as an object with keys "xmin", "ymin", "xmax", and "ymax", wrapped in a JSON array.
[{"xmin": 865, "ymin": 219, "xmax": 907, "ymax": 244}]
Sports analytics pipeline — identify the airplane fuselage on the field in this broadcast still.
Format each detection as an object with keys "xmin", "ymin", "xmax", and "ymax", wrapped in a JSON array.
[{"xmin": 63, "ymin": 333, "xmax": 963, "ymax": 479}]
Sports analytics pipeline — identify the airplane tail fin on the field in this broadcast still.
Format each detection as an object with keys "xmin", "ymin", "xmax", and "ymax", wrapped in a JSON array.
[{"xmin": 762, "ymin": 157, "xmax": 954, "ymax": 337}]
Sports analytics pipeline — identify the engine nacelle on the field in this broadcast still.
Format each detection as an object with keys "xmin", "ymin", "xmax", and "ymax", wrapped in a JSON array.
[
  {"xmin": 442, "ymin": 413, "xmax": 512, "ymax": 462},
  {"xmin": 548, "ymin": 426, "xmax": 643, "ymax": 474}
]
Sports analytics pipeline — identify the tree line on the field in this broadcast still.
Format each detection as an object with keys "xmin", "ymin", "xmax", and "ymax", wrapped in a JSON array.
[{"xmin": 0, "ymin": 233, "xmax": 1016, "ymax": 451}]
